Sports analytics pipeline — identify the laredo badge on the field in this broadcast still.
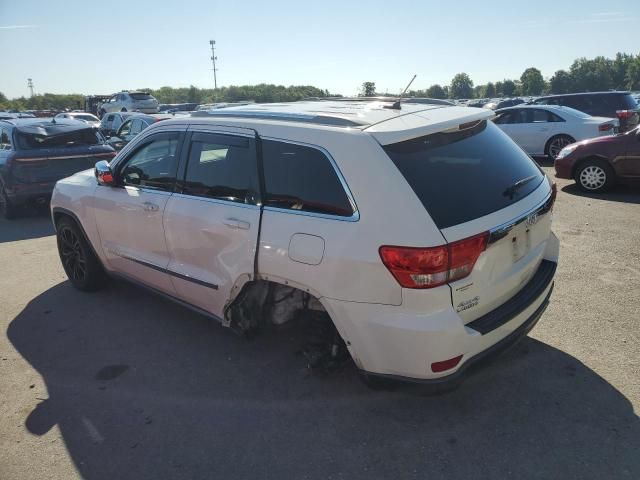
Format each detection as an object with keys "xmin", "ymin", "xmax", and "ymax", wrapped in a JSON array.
[{"xmin": 456, "ymin": 296, "xmax": 479, "ymax": 313}]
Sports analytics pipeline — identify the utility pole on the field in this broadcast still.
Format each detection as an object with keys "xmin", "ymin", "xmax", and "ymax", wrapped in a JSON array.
[
  {"xmin": 27, "ymin": 78, "xmax": 34, "ymax": 97},
  {"xmin": 209, "ymin": 40, "xmax": 218, "ymax": 90}
]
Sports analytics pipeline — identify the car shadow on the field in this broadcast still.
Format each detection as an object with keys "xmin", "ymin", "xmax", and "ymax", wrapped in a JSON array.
[
  {"xmin": 7, "ymin": 280, "xmax": 640, "ymax": 479},
  {"xmin": 0, "ymin": 208, "xmax": 54, "ymax": 243},
  {"xmin": 561, "ymin": 183, "xmax": 640, "ymax": 204}
]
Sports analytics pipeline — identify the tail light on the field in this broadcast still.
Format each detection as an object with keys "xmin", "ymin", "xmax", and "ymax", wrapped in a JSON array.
[
  {"xmin": 379, "ymin": 232, "xmax": 489, "ymax": 289},
  {"xmin": 616, "ymin": 110, "xmax": 635, "ymax": 120},
  {"xmin": 598, "ymin": 123, "xmax": 614, "ymax": 132}
]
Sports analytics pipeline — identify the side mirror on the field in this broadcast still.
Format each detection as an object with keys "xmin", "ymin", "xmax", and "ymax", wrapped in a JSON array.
[{"xmin": 95, "ymin": 160, "xmax": 114, "ymax": 186}]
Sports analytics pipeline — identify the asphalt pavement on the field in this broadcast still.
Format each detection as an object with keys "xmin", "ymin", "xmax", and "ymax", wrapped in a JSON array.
[{"xmin": 1, "ymin": 165, "xmax": 638, "ymax": 479}]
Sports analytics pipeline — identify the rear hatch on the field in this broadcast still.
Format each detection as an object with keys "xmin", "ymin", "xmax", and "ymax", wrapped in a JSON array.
[
  {"xmin": 380, "ymin": 119, "xmax": 554, "ymax": 323},
  {"xmin": 129, "ymin": 93, "xmax": 158, "ymax": 109}
]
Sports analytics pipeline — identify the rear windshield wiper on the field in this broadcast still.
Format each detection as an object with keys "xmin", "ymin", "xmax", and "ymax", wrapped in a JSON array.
[{"xmin": 502, "ymin": 175, "xmax": 538, "ymax": 199}]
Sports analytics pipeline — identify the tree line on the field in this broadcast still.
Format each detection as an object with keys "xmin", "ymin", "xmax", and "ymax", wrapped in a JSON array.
[
  {"xmin": 365, "ymin": 51, "xmax": 640, "ymax": 100},
  {"xmin": 0, "ymin": 84, "xmax": 333, "ymax": 112},
  {"xmin": 1, "ymin": 51, "xmax": 639, "ymax": 111}
]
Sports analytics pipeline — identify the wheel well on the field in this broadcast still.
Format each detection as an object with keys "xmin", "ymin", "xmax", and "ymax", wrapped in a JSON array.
[
  {"xmin": 225, "ymin": 279, "xmax": 351, "ymax": 369},
  {"xmin": 570, "ymin": 155, "xmax": 608, "ymax": 178},
  {"xmin": 226, "ymin": 279, "xmax": 335, "ymax": 332},
  {"xmin": 52, "ymin": 209, "xmax": 105, "ymax": 266},
  {"xmin": 544, "ymin": 134, "xmax": 575, "ymax": 156}
]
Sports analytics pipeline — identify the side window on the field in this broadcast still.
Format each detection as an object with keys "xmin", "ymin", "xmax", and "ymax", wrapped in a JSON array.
[
  {"xmin": 105, "ymin": 114, "xmax": 114, "ymax": 122},
  {"xmin": 182, "ymin": 132, "xmax": 258, "ymax": 204},
  {"xmin": 531, "ymin": 109, "xmax": 549, "ymax": 123},
  {"xmin": 262, "ymin": 140, "xmax": 354, "ymax": 217},
  {"xmin": 119, "ymin": 133, "xmax": 180, "ymax": 191},
  {"xmin": 118, "ymin": 120, "xmax": 132, "ymax": 136},
  {"xmin": 493, "ymin": 112, "xmax": 511, "ymax": 124},
  {"xmin": 130, "ymin": 119, "xmax": 144, "ymax": 135},
  {"xmin": 0, "ymin": 128, "xmax": 11, "ymax": 150},
  {"xmin": 505, "ymin": 109, "xmax": 526, "ymax": 124},
  {"xmin": 548, "ymin": 112, "xmax": 565, "ymax": 122}
]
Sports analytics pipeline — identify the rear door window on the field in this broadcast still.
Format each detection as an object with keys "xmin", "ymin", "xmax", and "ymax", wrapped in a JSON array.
[
  {"xmin": 262, "ymin": 140, "xmax": 354, "ymax": 217},
  {"xmin": 182, "ymin": 132, "xmax": 258, "ymax": 204},
  {"xmin": 383, "ymin": 120, "xmax": 544, "ymax": 229}
]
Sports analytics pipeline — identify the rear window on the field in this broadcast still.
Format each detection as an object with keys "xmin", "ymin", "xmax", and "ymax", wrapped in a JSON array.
[
  {"xmin": 16, "ymin": 128, "xmax": 103, "ymax": 150},
  {"xmin": 383, "ymin": 120, "xmax": 544, "ymax": 229},
  {"xmin": 129, "ymin": 93, "xmax": 153, "ymax": 100},
  {"xmin": 622, "ymin": 93, "xmax": 639, "ymax": 110}
]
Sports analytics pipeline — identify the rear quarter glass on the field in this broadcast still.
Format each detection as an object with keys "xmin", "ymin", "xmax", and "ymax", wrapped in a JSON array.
[{"xmin": 383, "ymin": 120, "xmax": 544, "ymax": 229}]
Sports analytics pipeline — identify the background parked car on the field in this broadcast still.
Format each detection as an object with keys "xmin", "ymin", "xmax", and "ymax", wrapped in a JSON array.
[
  {"xmin": 106, "ymin": 113, "xmax": 173, "ymax": 150},
  {"xmin": 531, "ymin": 91, "xmax": 639, "ymax": 132},
  {"xmin": 54, "ymin": 112, "xmax": 101, "ymax": 128},
  {"xmin": 493, "ymin": 105, "xmax": 619, "ymax": 159},
  {"xmin": 0, "ymin": 118, "xmax": 115, "ymax": 218},
  {"xmin": 555, "ymin": 125, "xmax": 640, "ymax": 193},
  {"xmin": 97, "ymin": 91, "xmax": 159, "ymax": 118},
  {"xmin": 484, "ymin": 98, "xmax": 525, "ymax": 110},
  {"xmin": 99, "ymin": 112, "xmax": 136, "ymax": 137}
]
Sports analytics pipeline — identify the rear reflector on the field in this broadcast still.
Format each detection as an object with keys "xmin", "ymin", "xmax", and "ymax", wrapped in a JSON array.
[
  {"xmin": 379, "ymin": 232, "xmax": 489, "ymax": 289},
  {"xmin": 431, "ymin": 355, "xmax": 463, "ymax": 373},
  {"xmin": 598, "ymin": 123, "xmax": 614, "ymax": 132}
]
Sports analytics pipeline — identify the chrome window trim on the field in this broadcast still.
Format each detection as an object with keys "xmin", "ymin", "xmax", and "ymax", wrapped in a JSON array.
[
  {"xmin": 260, "ymin": 135, "xmax": 360, "ymax": 222},
  {"xmin": 172, "ymin": 192, "xmax": 260, "ymax": 210},
  {"xmin": 488, "ymin": 191, "xmax": 553, "ymax": 244}
]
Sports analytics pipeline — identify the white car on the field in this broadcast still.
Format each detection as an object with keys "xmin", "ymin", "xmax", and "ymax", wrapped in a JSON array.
[
  {"xmin": 54, "ymin": 112, "xmax": 101, "ymax": 128},
  {"xmin": 98, "ymin": 91, "xmax": 159, "ymax": 118},
  {"xmin": 493, "ymin": 104, "xmax": 619, "ymax": 159},
  {"xmin": 50, "ymin": 100, "xmax": 559, "ymax": 387}
]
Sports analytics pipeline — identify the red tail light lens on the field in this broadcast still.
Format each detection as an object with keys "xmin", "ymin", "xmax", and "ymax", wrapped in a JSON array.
[
  {"xmin": 616, "ymin": 110, "xmax": 634, "ymax": 120},
  {"xmin": 598, "ymin": 123, "xmax": 613, "ymax": 132},
  {"xmin": 379, "ymin": 232, "xmax": 489, "ymax": 289}
]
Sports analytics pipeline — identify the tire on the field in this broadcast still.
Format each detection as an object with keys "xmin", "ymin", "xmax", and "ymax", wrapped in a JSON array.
[
  {"xmin": 56, "ymin": 217, "xmax": 106, "ymax": 291},
  {"xmin": 574, "ymin": 158, "xmax": 615, "ymax": 193},
  {"xmin": 0, "ymin": 188, "xmax": 18, "ymax": 220},
  {"xmin": 546, "ymin": 135, "xmax": 575, "ymax": 160}
]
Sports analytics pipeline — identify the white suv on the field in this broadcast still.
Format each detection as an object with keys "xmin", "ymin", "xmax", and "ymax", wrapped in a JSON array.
[
  {"xmin": 51, "ymin": 100, "xmax": 559, "ymax": 387},
  {"xmin": 98, "ymin": 91, "xmax": 159, "ymax": 117}
]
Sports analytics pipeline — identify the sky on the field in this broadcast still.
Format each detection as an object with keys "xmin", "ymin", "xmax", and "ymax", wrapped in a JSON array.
[{"xmin": 1, "ymin": 0, "xmax": 639, "ymax": 99}]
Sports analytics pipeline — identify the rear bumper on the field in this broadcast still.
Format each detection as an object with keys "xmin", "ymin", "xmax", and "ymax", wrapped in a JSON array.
[
  {"xmin": 323, "ymin": 235, "xmax": 559, "ymax": 383},
  {"xmin": 5, "ymin": 182, "xmax": 55, "ymax": 205},
  {"xmin": 359, "ymin": 283, "xmax": 553, "ymax": 388}
]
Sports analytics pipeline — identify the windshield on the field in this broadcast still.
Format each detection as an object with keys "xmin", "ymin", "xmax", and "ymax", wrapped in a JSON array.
[
  {"xmin": 383, "ymin": 120, "xmax": 544, "ymax": 229},
  {"xmin": 16, "ymin": 128, "xmax": 103, "ymax": 149}
]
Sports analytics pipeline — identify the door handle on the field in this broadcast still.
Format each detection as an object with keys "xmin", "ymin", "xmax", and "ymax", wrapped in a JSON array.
[
  {"xmin": 143, "ymin": 201, "xmax": 159, "ymax": 212},
  {"xmin": 223, "ymin": 218, "xmax": 250, "ymax": 230}
]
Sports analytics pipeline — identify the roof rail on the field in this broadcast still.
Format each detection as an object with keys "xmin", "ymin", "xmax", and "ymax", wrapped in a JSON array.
[{"xmin": 190, "ymin": 110, "xmax": 365, "ymax": 127}]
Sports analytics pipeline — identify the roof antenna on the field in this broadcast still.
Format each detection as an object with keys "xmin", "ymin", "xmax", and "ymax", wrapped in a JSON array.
[{"xmin": 385, "ymin": 74, "xmax": 417, "ymax": 110}]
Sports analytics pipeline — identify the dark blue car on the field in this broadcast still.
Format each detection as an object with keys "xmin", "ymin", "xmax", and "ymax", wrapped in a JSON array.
[{"xmin": 0, "ymin": 118, "xmax": 115, "ymax": 219}]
